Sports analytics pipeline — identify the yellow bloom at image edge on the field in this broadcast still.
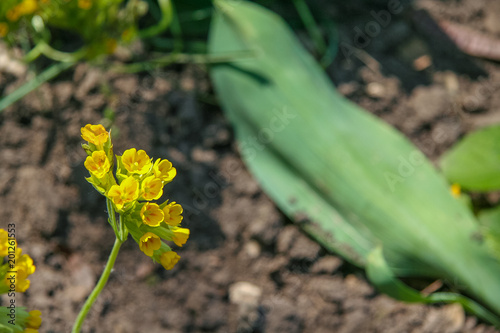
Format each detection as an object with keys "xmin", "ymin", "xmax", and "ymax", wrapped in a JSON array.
[
  {"xmin": 26, "ymin": 310, "xmax": 42, "ymax": 329},
  {"xmin": 0, "ymin": 229, "xmax": 11, "ymax": 257},
  {"xmin": 24, "ymin": 328, "xmax": 39, "ymax": 333},
  {"xmin": 160, "ymin": 252, "xmax": 180, "ymax": 270},
  {"xmin": 0, "ymin": 23, "xmax": 8, "ymax": 38}
]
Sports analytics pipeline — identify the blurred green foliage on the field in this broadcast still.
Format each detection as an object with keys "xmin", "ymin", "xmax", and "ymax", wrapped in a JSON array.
[{"xmin": 1, "ymin": 0, "xmax": 149, "ymax": 61}]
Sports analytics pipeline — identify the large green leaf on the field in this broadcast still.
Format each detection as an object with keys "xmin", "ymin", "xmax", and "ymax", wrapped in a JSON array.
[
  {"xmin": 441, "ymin": 125, "xmax": 500, "ymax": 191},
  {"xmin": 366, "ymin": 247, "xmax": 500, "ymax": 327},
  {"xmin": 209, "ymin": 0, "xmax": 500, "ymax": 320},
  {"xmin": 478, "ymin": 206, "xmax": 500, "ymax": 262}
]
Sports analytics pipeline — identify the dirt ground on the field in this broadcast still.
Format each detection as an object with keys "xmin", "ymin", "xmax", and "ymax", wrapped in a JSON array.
[{"xmin": 2, "ymin": 0, "xmax": 500, "ymax": 332}]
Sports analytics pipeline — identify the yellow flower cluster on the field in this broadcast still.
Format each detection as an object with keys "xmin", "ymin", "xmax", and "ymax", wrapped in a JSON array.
[
  {"xmin": 0, "ymin": 0, "xmax": 45, "ymax": 37},
  {"xmin": 0, "ymin": 228, "xmax": 42, "ymax": 332},
  {"xmin": 5, "ymin": 0, "xmax": 38, "ymax": 22},
  {"xmin": 81, "ymin": 124, "xmax": 188, "ymax": 270},
  {"xmin": 0, "ymin": 229, "xmax": 35, "ymax": 293}
]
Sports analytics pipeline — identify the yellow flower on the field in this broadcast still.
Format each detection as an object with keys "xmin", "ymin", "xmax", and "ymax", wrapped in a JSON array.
[
  {"xmin": 160, "ymin": 251, "xmax": 180, "ymax": 270},
  {"xmin": 84, "ymin": 151, "xmax": 110, "ymax": 178},
  {"xmin": 26, "ymin": 310, "xmax": 42, "ymax": 329},
  {"xmin": 171, "ymin": 227, "xmax": 190, "ymax": 247},
  {"xmin": 81, "ymin": 124, "xmax": 109, "ymax": 146},
  {"xmin": 105, "ymin": 38, "xmax": 117, "ymax": 54},
  {"xmin": 0, "ymin": 23, "xmax": 9, "ymax": 37},
  {"xmin": 141, "ymin": 175, "xmax": 163, "ymax": 201},
  {"xmin": 140, "ymin": 203, "xmax": 164, "ymax": 227},
  {"xmin": 162, "ymin": 202, "xmax": 183, "ymax": 226},
  {"xmin": 122, "ymin": 148, "xmax": 152, "ymax": 175},
  {"xmin": 139, "ymin": 232, "xmax": 161, "ymax": 256},
  {"xmin": 18, "ymin": 0, "xmax": 38, "ymax": 15},
  {"xmin": 5, "ymin": 250, "xmax": 36, "ymax": 292},
  {"xmin": 6, "ymin": 8, "xmax": 20, "ymax": 22},
  {"xmin": 78, "ymin": 0, "xmax": 92, "ymax": 9},
  {"xmin": 24, "ymin": 329, "xmax": 39, "ymax": 333},
  {"xmin": 0, "ymin": 228, "xmax": 10, "ymax": 257},
  {"xmin": 153, "ymin": 158, "xmax": 176, "ymax": 182},
  {"xmin": 450, "ymin": 183, "xmax": 461, "ymax": 198},
  {"xmin": 107, "ymin": 176, "xmax": 139, "ymax": 210}
]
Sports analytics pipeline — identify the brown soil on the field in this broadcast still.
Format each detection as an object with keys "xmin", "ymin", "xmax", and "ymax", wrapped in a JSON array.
[{"xmin": 2, "ymin": 0, "xmax": 500, "ymax": 332}]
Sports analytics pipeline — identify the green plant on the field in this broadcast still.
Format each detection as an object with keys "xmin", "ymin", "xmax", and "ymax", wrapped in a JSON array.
[
  {"xmin": 209, "ymin": 0, "xmax": 500, "ymax": 326},
  {"xmin": 441, "ymin": 125, "xmax": 500, "ymax": 192},
  {"xmin": 73, "ymin": 124, "xmax": 188, "ymax": 332},
  {"xmin": 0, "ymin": 0, "xmax": 171, "ymax": 112},
  {"xmin": 441, "ymin": 125, "xmax": 500, "ymax": 263}
]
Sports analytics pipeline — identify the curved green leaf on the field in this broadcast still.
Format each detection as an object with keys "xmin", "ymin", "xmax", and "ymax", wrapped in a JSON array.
[
  {"xmin": 209, "ymin": 0, "xmax": 500, "ymax": 321},
  {"xmin": 441, "ymin": 125, "xmax": 500, "ymax": 191},
  {"xmin": 478, "ymin": 206, "xmax": 500, "ymax": 262},
  {"xmin": 367, "ymin": 247, "xmax": 500, "ymax": 326}
]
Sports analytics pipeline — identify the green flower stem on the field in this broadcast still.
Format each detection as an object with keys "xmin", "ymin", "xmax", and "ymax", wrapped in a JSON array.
[
  {"xmin": 138, "ymin": 0, "xmax": 173, "ymax": 39},
  {"xmin": 0, "ymin": 61, "xmax": 75, "ymax": 113},
  {"xmin": 110, "ymin": 50, "xmax": 254, "ymax": 73},
  {"xmin": 24, "ymin": 40, "xmax": 87, "ymax": 63},
  {"xmin": 106, "ymin": 198, "xmax": 119, "ymax": 236},
  {"xmin": 71, "ymin": 236, "xmax": 124, "ymax": 333}
]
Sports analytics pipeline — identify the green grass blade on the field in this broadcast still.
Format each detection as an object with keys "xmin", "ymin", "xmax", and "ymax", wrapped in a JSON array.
[
  {"xmin": 291, "ymin": 0, "xmax": 326, "ymax": 55},
  {"xmin": 0, "ymin": 61, "xmax": 75, "ymax": 113},
  {"xmin": 441, "ymin": 125, "xmax": 500, "ymax": 191},
  {"xmin": 138, "ymin": 0, "xmax": 174, "ymax": 39}
]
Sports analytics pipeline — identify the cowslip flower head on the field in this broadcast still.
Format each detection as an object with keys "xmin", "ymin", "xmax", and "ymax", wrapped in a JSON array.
[
  {"xmin": 107, "ymin": 176, "xmax": 139, "ymax": 211},
  {"xmin": 122, "ymin": 148, "xmax": 152, "ymax": 174},
  {"xmin": 153, "ymin": 158, "xmax": 177, "ymax": 183},
  {"xmin": 84, "ymin": 151, "xmax": 111, "ymax": 178},
  {"xmin": 171, "ymin": 227, "xmax": 190, "ymax": 247},
  {"xmin": 140, "ymin": 202, "xmax": 164, "ymax": 227},
  {"xmin": 162, "ymin": 202, "xmax": 183, "ymax": 226},
  {"xmin": 81, "ymin": 124, "xmax": 189, "ymax": 271},
  {"xmin": 160, "ymin": 251, "xmax": 180, "ymax": 270},
  {"xmin": 141, "ymin": 175, "xmax": 163, "ymax": 201},
  {"xmin": 139, "ymin": 232, "xmax": 161, "ymax": 256},
  {"xmin": 81, "ymin": 124, "xmax": 109, "ymax": 146}
]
